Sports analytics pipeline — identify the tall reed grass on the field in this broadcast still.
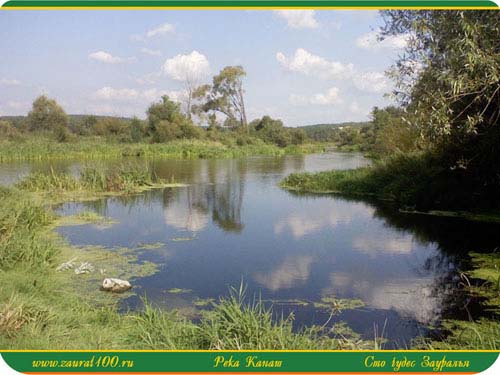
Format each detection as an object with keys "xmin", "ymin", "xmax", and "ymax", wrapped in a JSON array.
[
  {"xmin": 0, "ymin": 137, "xmax": 322, "ymax": 162},
  {"xmin": 0, "ymin": 188, "xmax": 56, "ymax": 269},
  {"xmin": 17, "ymin": 163, "xmax": 160, "ymax": 194}
]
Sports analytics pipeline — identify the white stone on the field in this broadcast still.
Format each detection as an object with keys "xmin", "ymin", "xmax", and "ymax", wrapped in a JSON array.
[{"xmin": 101, "ymin": 278, "xmax": 132, "ymax": 293}]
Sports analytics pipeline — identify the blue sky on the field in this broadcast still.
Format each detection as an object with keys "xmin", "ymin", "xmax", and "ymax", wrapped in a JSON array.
[{"xmin": 0, "ymin": 10, "xmax": 409, "ymax": 126}]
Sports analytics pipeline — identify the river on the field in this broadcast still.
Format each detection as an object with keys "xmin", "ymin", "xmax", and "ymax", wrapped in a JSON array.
[{"xmin": 2, "ymin": 152, "xmax": 499, "ymax": 348}]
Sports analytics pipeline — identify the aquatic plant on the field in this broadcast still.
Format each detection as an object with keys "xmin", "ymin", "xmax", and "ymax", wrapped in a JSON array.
[{"xmin": 17, "ymin": 163, "xmax": 165, "ymax": 196}]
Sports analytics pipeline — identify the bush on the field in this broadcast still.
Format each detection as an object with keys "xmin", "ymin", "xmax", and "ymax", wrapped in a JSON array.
[
  {"xmin": 93, "ymin": 118, "xmax": 131, "ymax": 141},
  {"xmin": 53, "ymin": 124, "xmax": 75, "ymax": 143},
  {"xmin": 154, "ymin": 121, "xmax": 183, "ymax": 142},
  {"xmin": 0, "ymin": 121, "xmax": 20, "ymax": 140},
  {"xmin": 250, "ymin": 116, "xmax": 293, "ymax": 147}
]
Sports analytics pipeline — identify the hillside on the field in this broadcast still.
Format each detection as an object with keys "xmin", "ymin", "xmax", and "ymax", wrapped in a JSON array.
[{"xmin": 298, "ymin": 121, "xmax": 372, "ymax": 142}]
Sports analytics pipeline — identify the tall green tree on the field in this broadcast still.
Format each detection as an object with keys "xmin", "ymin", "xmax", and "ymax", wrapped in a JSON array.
[
  {"xmin": 27, "ymin": 95, "xmax": 68, "ymax": 131},
  {"xmin": 194, "ymin": 66, "xmax": 248, "ymax": 130},
  {"xmin": 381, "ymin": 10, "xmax": 500, "ymax": 205},
  {"xmin": 371, "ymin": 106, "xmax": 419, "ymax": 155},
  {"xmin": 381, "ymin": 11, "xmax": 499, "ymax": 149}
]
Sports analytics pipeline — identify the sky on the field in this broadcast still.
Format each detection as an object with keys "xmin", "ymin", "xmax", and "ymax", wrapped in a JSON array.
[{"xmin": 0, "ymin": 10, "xmax": 409, "ymax": 126}]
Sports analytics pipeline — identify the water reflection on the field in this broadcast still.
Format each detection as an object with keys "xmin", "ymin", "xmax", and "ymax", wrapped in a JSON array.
[
  {"xmin": 254, "ymin": 255, "xmax": 315, "ymax": 291},
  {"xmin": 36, "ymin": 153, "xmax": 500, "ymax": 347}
]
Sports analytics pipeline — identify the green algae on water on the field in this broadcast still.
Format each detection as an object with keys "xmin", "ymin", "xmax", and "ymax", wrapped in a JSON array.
[
  {"xmin": 136, "ymin": 242, "xmax": 165, "ymax": 250},
  {"xmin": 313, "ymin": 296, "xmax": 365, "ymax": 312}
]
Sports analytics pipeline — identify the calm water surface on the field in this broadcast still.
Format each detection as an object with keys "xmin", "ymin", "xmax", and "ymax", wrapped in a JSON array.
[{"xmin": 3, "ymin": 153, "xmax": 500, "ymax": 348}]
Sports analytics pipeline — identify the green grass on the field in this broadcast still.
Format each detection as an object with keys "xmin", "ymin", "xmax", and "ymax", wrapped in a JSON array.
[
  {"xmin": 0, "ymin": 188, "xmax": 56, "ymax": 270},
  {"xmin": 15, "ymin": 163, "xmax": 185, "ymax": 203},
  {"xmin": 128, "ymin": 286, "xmax": 375, "ymax": 350},
  {"xmin": 281, "ymin": 151, "xmax": 500, "ymax": 214},
  {"xmin": 281, "ymin": 153, "xmax": 442, "ymax": 204},
  {"xmin": 0, "ymin": 136, "xmax": 325, "ymax": 162}
]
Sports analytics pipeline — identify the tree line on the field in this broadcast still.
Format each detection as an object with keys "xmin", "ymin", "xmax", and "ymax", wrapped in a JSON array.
[{"xmin": 0, "ymin": 65, "xmax": 309, "ymax": 148}]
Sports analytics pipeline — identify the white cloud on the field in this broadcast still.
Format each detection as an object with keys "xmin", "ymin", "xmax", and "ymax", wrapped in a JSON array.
[
  {"xmin": 0, "ymin": 78, "xmax": 21, "ymax": 86},
  {"xmin": 353, "ymin": 71, "xmax": 390, "ymax": 93},
  {"xmin": 88, "ymin": 51, "xmax": 132, "ymax": 64},
  {"xmin": 253, "ymin": 255, "xmax": 315, "ymax": 291},
  {"xmin": 146, "ymin": 23, "xmax": 175, "ymax": 38},
  {"xmin": 162, "ymin": 51, "xmax": 210, "ymax": 82},
  {"xmin": 289, "ymin": 87, "xmax": 342, "ymax": 106},
  {"xmin": 277, "ymin": 48, "xmax": 354, "ymax": 80},
  {"xmin": 140, "ymin": 48, "xmax": 162, "ymax": 57},
  {"xmin": 310, "ymin": 87, "xmax": 342, "ymax": 105},
  {"xmin": 274, "ymin": 10, "xmax": 319, "ymax": 29},
  {"xmin": 356, "ymin": 30, "xmax": 410, "ymax": 50},
  {"xmin": 132, "ymin": 23, "xmax": 175, "ymax": 42}
]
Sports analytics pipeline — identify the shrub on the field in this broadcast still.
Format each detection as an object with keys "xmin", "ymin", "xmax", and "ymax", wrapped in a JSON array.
[
  {"xmin": 0, "ymin": 120, "xmax": 19, "ymax": 140},
  {"xmin": 93, "ymin": 118, "xmax": 131, "ymax": 141}
]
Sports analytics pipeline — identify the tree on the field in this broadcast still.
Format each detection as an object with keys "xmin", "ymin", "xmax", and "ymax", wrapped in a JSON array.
[
  {"xmin": 147, "ymin": 95, "xmax": 185, "ymax": 135},
  {"xmin": 381, "ymin": 10, "xmax": 500, "ymax": 206},
  {"xmin": 27, "ymin": 95, "xmax": 68, "ymax": 131},
  {"xmin": 0, "ymin": 120, "xmax": 19, "ymax": 140},
  {"xmin": 130, "ymin": 117, "xmax": 144, "ymax": 142},
  {"xmin": 93, "ymin": 118, "xmax": 130, "ymax": 140},
  {"xmin": 146, "ymin": 95, "xmax": 202, "ymax": 142},
  {"xmin": 381, "ymin": 11, "xmax": 499, "ymax": 151},
  {"xmin": 371, "ymin": 106, "xmax": 419, "ymax": 155},
  {"xmin": 289, "ymin": 128, "xmax": 307, "ymax": 145},
  {"xmin": 194, "ymin": 66, "xmax": 248, "ymax": 130},
  {"xmin": 250, "ymin": 115, "xmax": 290, "ymax": 147},
  {"xmin": 162, "ymin": 51, "xmax": 210, "ymax": 117}
]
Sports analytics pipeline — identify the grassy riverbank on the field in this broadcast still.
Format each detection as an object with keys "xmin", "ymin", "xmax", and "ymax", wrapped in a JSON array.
[
  {"xmin": 0, "ymin": 137, "xmax": 325, "ymax": 162},
  {"xmin": 0, "ymin": 182, "xmax": 374, "ymax": 349},
  {"xmin": 281, "ymin": 153, "xmax": 445, "ymax": 205},
  {"xmin": 281, "ymin": 152, "xmax": 500, "ymax": 216}
]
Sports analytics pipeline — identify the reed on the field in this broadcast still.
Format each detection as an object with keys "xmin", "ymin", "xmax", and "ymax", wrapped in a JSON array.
[{"xmin": 0, "ymin": 137, "xmax": 323, "ymax": 162}]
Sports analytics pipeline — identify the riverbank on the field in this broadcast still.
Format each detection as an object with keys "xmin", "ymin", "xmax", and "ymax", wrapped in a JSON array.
[
  {"xmin": 0, "ymin": 137, "xmax": 325, "ymax": 162},
  {"xmin": 280, "ymin": 152, "xmax": 500, "ymax": 220}
]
